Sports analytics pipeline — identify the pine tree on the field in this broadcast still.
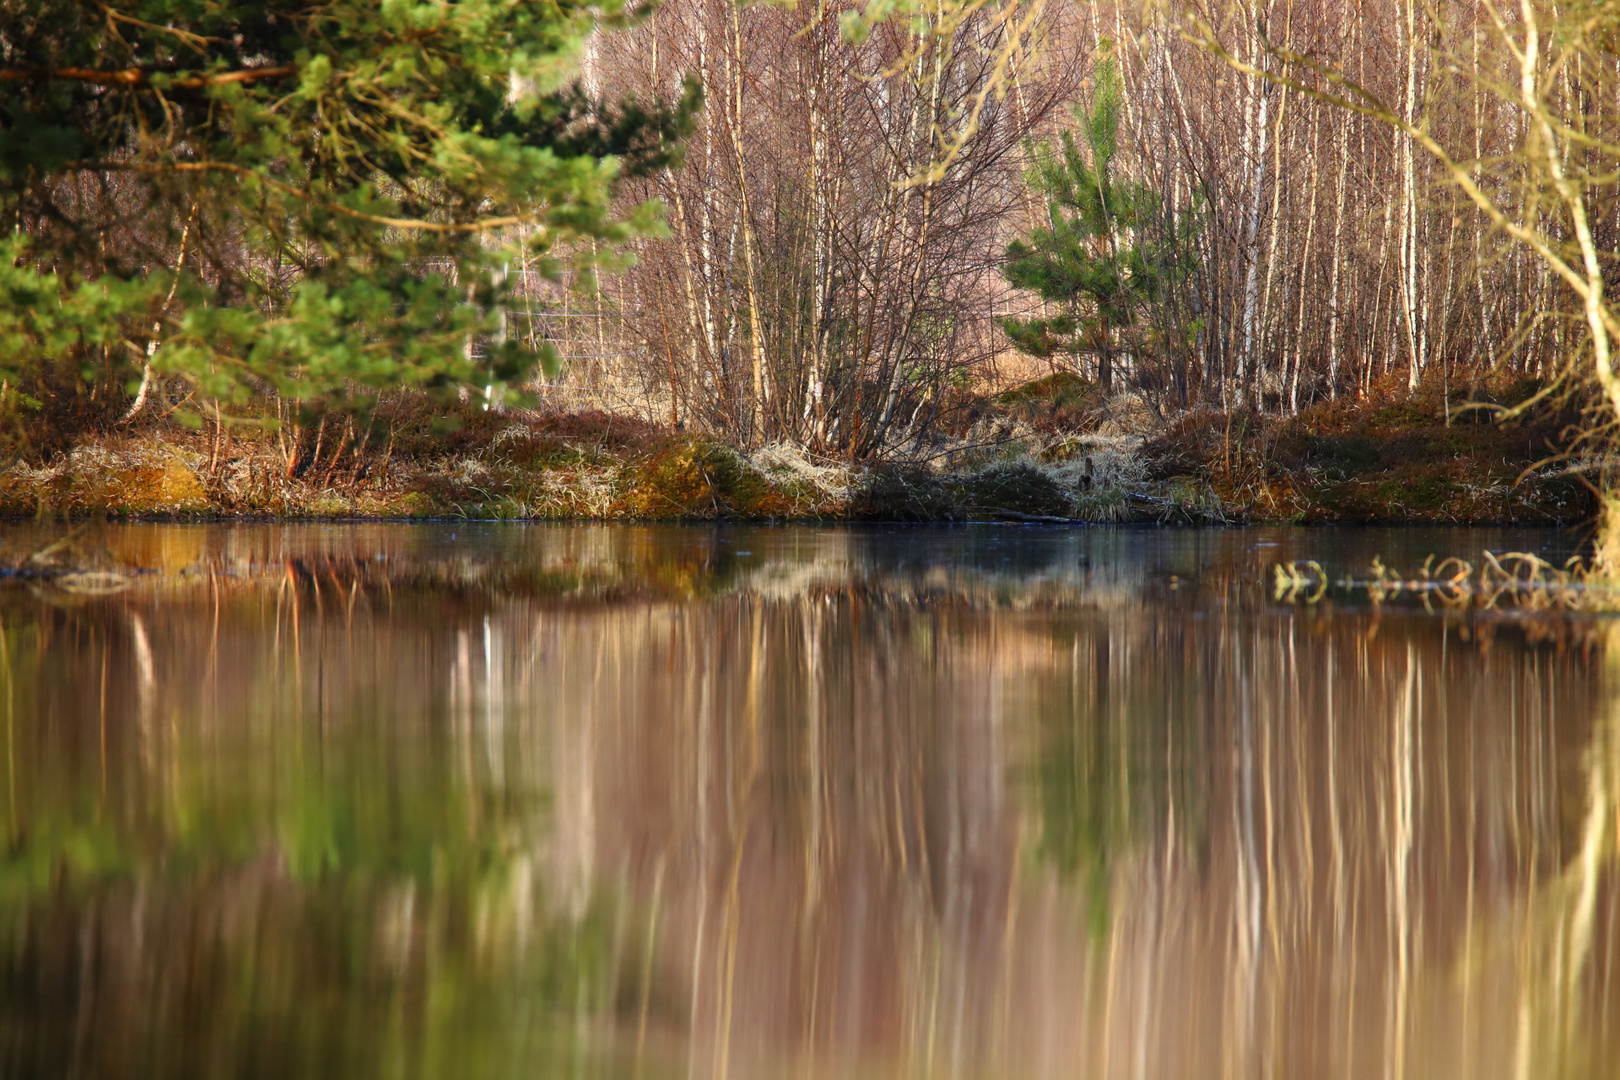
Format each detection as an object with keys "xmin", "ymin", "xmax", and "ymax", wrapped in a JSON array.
[
  {"xmin": 0, "ymin": 0, "xmax": 698, "ymax": 433},
  {"xmin": 1000, "ymin": 52, "xmax": 1196, "ymax": 393}
]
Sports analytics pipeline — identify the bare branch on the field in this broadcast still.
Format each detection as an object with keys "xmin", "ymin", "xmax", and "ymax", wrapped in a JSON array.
[{"xmin": 0, "ymin": 64, "xmax": 297, "ymax": 88}]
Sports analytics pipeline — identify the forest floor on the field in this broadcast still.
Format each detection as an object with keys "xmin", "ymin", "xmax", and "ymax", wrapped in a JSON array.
[{"xmin": 0, "ymin": 373, "xmax": 1595, "ymax": 527}]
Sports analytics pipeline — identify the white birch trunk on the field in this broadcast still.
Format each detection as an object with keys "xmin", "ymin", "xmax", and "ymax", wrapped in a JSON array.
[
  {"xmin": 1400, "ymin": 0, "xmax": 1424, "ymax": 390},
  {"xmin": 1327, "ymin": 105, "xmax": 1351, "ymax": 399},
  {"xmin": 1238, "ymin": 79, "xmax": 1271, "ymax": 407},
  {"xmin": 726, "ymin": 0, "xmax": 770, "ymax": 444}
]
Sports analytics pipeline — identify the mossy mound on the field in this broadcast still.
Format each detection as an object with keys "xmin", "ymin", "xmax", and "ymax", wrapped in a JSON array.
[
  {"xmin": 1, "ymin": 446, "xmax": 211, "ymax": 517},
  {"xmin": 485, "ymin": 430, "xmax": 595, "ymax": 471},
  {"xmin": 958, "ymin": 461, "xmax": 1076, "ymax": 516},
  {"xmin": 849, "ymin": 469, "xmax": 965, "ymax": 521},
  {"xmin": 370, "ymin": 401, "xmax": 667, "ymax": 465},
  {"xmin": 617, "ymin": 439, "xmax": 796, "ymax": 519},
  {"xmin": 850, "ymin": 458, "xmax": 1151, "ymax": 522},
  {"xmin": 1143, "ymin": 386, "xmax": 1595, "ymax": 524},
  {"xmin": 997, "ymin": 371, "xmax": 1104, "ymax": 412},
  {"xmin": 948, "ymin": 371, "xmax": 1111, "ymax": 439}
]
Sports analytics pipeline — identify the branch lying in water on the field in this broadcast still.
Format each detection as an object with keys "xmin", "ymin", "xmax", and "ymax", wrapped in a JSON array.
[{"xmin": 1275, "ymin": 551, "xmax": 1619, "ymax": 610}]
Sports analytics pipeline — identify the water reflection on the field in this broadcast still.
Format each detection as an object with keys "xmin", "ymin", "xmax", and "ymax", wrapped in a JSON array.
[{"xmin": 1, "ymin": 523, "xmax": 1615, "ymax": 1079}]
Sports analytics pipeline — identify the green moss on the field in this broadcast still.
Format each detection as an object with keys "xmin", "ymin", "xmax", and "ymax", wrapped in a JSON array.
[
  {"xmin": 989, "ymin": 371, "xmax": 1108, "ymax": 432},
  {"xmin": 995, "ymin": 371, "xmax": 1099, "ymax": 408},
  {"xmin": 396, "ymin": 492, "xmax": 441, "ymax": 518},
  {"xmin": 618, "ymin": 439, "xmax": 793, "ymax": 520}
]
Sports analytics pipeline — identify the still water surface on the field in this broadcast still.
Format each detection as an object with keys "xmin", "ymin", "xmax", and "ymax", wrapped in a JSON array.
[{"xmin": 1, "ymin": 523, "xmax": 1617, "ymax": 1080}]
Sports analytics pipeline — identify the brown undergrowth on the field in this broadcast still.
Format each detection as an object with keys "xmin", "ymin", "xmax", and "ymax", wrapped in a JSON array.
[
  {"xmin": 0, "ymin": 377, "xmax": 1185, "ymax": 522},
  {"xmin": 1143, "ymin": 378, "xmax": 1595, "ymax": 525},
  {"xmin": 0, "ymin": 400, "xmax": 853, "ymax": 522},
  {"xmin": 0, "ymin": 376, "xmax": 1599, "ymax": 526}
]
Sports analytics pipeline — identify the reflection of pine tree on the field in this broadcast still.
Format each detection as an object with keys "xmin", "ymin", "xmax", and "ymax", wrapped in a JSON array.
[{"xmin": 1000, "ymin": 50, "xmax": 1199, "ymax": 393}]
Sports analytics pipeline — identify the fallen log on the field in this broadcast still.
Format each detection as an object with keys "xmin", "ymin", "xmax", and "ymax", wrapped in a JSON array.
[{"xmin": 987, "ymin": 509, "xmax": 1090, "ymax": 524}]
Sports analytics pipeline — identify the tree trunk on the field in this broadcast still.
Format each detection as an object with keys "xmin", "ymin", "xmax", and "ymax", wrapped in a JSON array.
[
  {"xmin": 727, "ymin": 0, "xmax": 770, "ymax": 445},
  {"xmin": 1239, "ymin": 77, "xmax": 1272, "ymax": 407}
]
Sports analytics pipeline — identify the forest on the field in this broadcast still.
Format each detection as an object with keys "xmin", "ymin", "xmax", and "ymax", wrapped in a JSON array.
[{"xmin": 0, "ymin": 0, "xmax": 1616, "ymax": 532}]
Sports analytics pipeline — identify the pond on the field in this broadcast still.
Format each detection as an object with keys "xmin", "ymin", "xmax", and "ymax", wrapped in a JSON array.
[{"xmin": 1, "ymin": 522, "xmax": 1616, "ymax": 1079}]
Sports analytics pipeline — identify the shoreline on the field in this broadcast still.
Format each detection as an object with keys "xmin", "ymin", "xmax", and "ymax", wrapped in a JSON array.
[
  {"xmin": 0, "ymin": 382, "xmax": 1594, "ymax": 530},
  {"xmin": 0, "ymin": 511, "xmax": 1592, "ymax": 527}
]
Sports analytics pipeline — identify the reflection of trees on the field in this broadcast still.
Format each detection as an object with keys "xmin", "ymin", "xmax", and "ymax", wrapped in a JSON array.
[
  {"xmin": 1477, "ymin": 624, "xmax": 1620, "ymax": 1080},
  {"xmin": 4, "ymin": 864, "xmax": 623, "ymax": 1080},
  {"xmin": 0, "ymin": 523, "xmax": 1615, "ymax": 1079},
  {"xmin": 0, "ymin": 558, "xmax": 637, "ymax": 1079},
  {"xmin": 1006, "ymin": 611, "xmax": 1615, "ymax": 1080},
  {"xmin": 1028, "ymin": 618, "xmax": 1207, "ymax": 941}
]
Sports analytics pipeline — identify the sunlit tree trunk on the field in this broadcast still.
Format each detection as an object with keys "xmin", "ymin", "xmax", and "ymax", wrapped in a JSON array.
[
  {"xmin": 1400, "ymin": 0, "xmax": 1425, "ymax": 390},
  {"xmin": 122, "ymin": 205, "xmax": 197, "ymax": 423},
  {"xmin": 1238, "ymin": 75, "xmax": 1271, "ymax": 407},
  {"xmin": 1289, "ymin": 108, "xmax": 1322, "ymax": 413},
  {"xmin": 1327, "ymin": 102, "xmax": 1351, "ymax": 399},
  {"xmin": 727, "ymin": 1, "xmax": 771, "ymax": 445},
  {"xmin": 804, "ymin": 10, "xmax": 833, "ymax": 444}
]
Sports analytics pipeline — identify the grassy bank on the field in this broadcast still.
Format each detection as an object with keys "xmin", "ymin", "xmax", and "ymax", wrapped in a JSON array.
[
  {"xmin": 0, "ymin": 376, "xmax": 1593, "ymax": 526},
  {"xmin": 1143, "ymin": 380, "xmax": 1594, "ymax": 525}
]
